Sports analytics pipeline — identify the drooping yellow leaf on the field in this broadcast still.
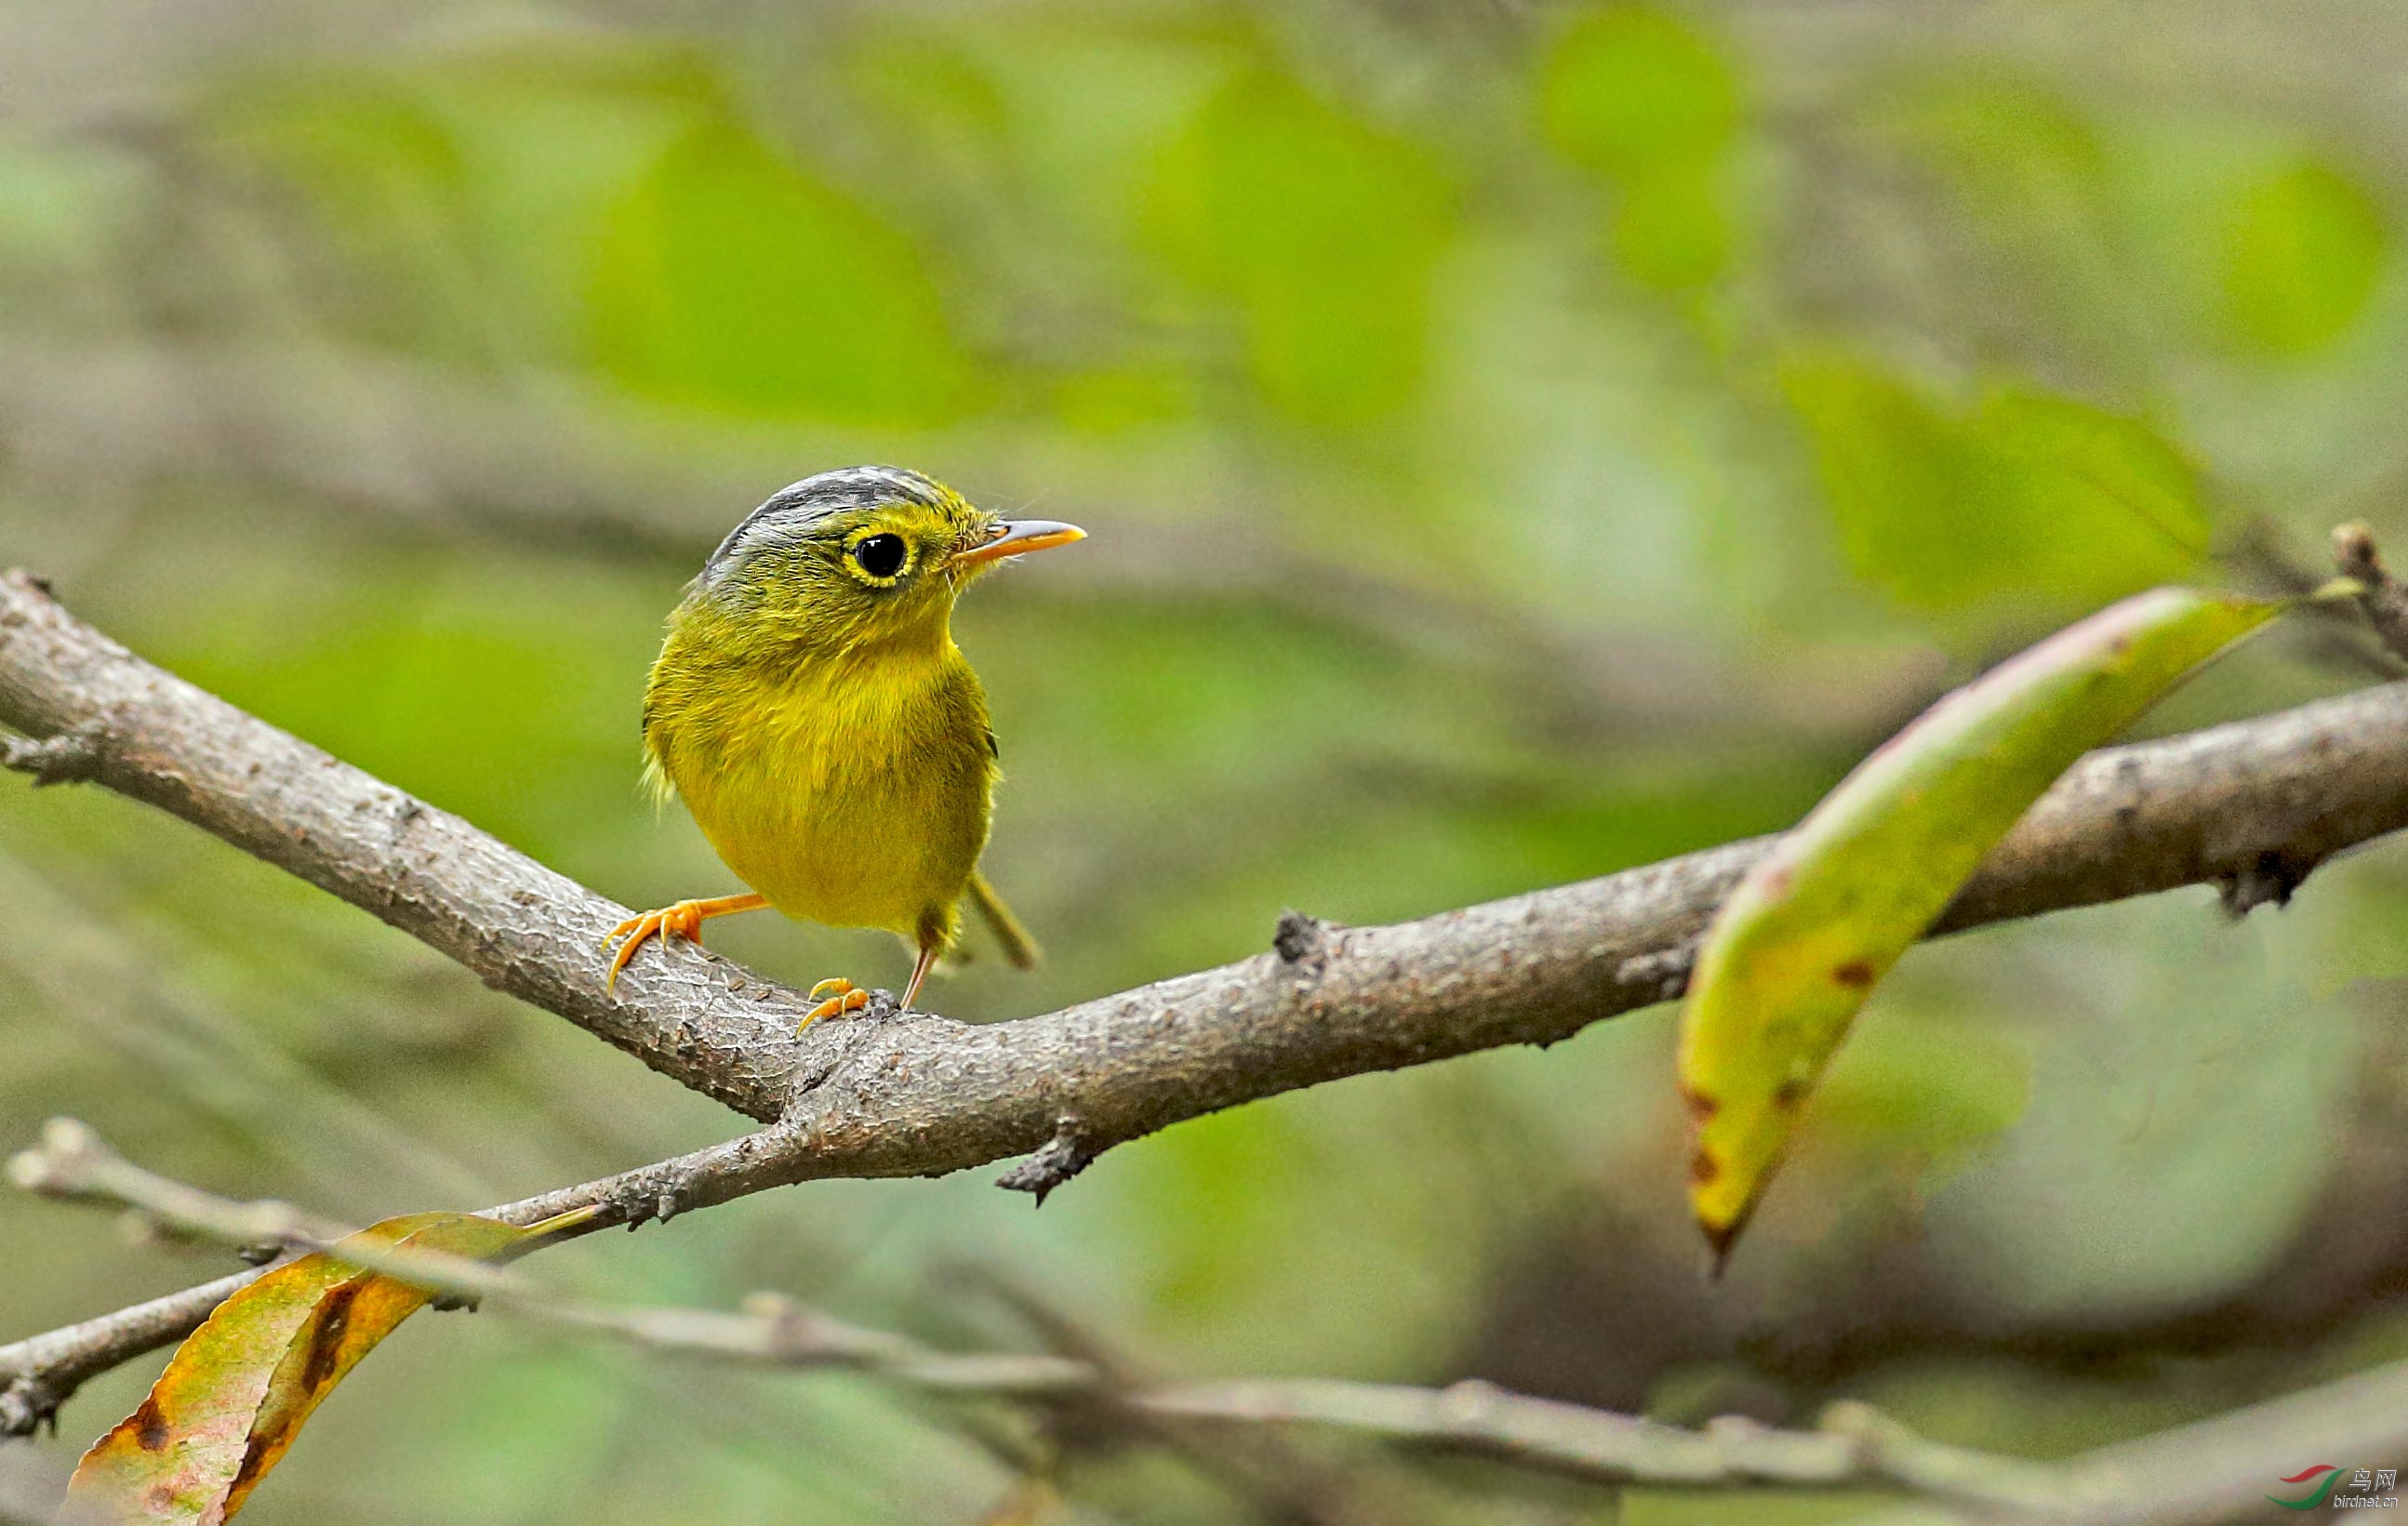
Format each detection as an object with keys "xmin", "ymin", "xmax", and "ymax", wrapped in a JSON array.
[
  {"xmin": 63, "ymin": 1212, "xmax": 553, "ymax": 1524},
  {"xmin": 1676, "ymin": 588, "xmax": 2280, "ymax": 1264}
]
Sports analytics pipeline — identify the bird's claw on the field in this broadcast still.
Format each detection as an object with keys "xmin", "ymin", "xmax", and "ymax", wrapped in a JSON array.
[
  {"xmin": 801, "ymin": 977, "xmax": 871, "ymax": 1030},
  {"xmin": 605, "ymin": 902, "xmax": 707, "ymax": 989}
]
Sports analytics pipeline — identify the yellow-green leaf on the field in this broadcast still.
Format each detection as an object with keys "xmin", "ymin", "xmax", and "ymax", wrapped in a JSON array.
[
  {"xmin": 1146, "ymin": 70, "xmax": 1448, "ymax": 423},
  {"xmin": 1785, "ymin": 353, "xmax": 2210, "ymax": 617},
  {"xmin": 63, "ymin": 1212, "xmax": 541, "ymax": 1524},
  {"xmin": 587, "ymin": 120, "xmax": 970, "ymax": 421},
  {"xmin": 1676, "ymin": 588, "xmax": 2280, "ymax": 1262},
  {"xmin": 1538, "ymin": 8, "xmax": 1740, "ymax": 290},
  {"xmin": 2218, "ymin": 159, "xmax": 2388, "ymax": 356},
  {"xmin": 1539, "ymin": 7, "xmax": 1737, "ymax": 175}
]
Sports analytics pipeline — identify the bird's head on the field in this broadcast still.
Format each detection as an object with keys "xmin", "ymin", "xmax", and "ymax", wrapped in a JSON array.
[{"xmin": 686, "ymin": 466, "xmax": 1084, "ymax": 659}]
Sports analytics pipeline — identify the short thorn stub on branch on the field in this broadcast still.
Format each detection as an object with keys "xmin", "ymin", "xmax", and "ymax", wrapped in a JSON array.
[
  {"xmin": 0, "ymin": 1375, "xmax": 60, "ymax": 1438},
  {"xmin": 2218, "ymin": 846, "xmax": 2322, "ymax": 917},
  {"xmin": 0, "ymin": 716, "xmax": 110, "ymax": 787},
  {"xmin": 1271, "ymin": 908, "xmax": 1333, "ymax": 970},
  {"xmin": 2335, "ymin": 521, "xmax": 2408, "ymax": 664},
  {"xmin": 997, "ymin": 1117, "xmax": 1098, "ymax": 1206}
]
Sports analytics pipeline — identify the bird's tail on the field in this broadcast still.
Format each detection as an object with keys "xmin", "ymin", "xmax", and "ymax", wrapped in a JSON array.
[{"xmin": 966, "ymin": 870, "xmax": 1041, "ymax": 970}]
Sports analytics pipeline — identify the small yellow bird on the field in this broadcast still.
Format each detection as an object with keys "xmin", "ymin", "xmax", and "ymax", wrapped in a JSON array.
[{"xmin": 606, "ymin": 466, "xmax": 1084, "ymax": 1023}]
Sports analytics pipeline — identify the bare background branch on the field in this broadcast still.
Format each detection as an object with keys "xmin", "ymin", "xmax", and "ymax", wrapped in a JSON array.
[{"xmin": 39, "ymin": 1114, "xmax": 2408, "ymax": 1526}]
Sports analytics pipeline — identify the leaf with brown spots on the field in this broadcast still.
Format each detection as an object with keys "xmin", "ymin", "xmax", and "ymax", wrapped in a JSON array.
[
  {"xmin": 62, "ymin": 1212, "xmax": 558, "ymax": 1523},
  {"xmin": 1676, "ymin": 588, "xmax": 2279, "ymax": 1265}
]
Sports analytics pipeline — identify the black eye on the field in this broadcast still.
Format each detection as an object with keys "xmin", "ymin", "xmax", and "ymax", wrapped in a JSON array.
[{"xmin": 851, "ymin": 534, "xmax": 908, "ymax": 579}]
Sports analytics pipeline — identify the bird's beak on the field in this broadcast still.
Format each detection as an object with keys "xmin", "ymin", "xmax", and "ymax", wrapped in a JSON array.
[{"xmin": 951, "ymin": 519, "xmax": 1086, "ymax": 567}]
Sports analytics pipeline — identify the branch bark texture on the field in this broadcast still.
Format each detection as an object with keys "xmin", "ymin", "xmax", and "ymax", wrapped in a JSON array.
[
  {"xmin": 8, "ymin": 566, "xmax": 2408, "ymax": 1190},
  {"xmin": 8, "ymin": 566, "xmax": 2408, "ymax": 1460}
]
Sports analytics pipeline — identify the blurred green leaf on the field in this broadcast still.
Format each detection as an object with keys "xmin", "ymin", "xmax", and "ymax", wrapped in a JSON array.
[
  {"xmin": 1784, "ymin": 354, "xmax": 2007, "ymax": 609},
  {"xmin": 589, "ymin": 120, "xmax": 971, "ymax": 420},
  {"xmin": 163, "ymin": 559, "xmax": 659, "ymax": 878},
  {"xmin": 206, "ymin": 80, "xmax": 489, "ymax": 358},
  {"xmin": 1930, "ymin": 900, "xmax": 2365, "ymax": 1322},
  {"xmin": 1541, "ymin": 7, "xmax": 1739, "ymax": 290},
  {"xmin": 836, "ymin": 34, "xmax": 1016, "ymax": 194},
  {"xmin": 1613, "ymin": 155, "xmax": 1734, "ymax": 289},
  {"xmin": 1540, "ymin": 7, "xmax": 1737, "ymax": 174},
  {"xmin": 1786, "ymin": 353, "xmax": 2208, "ymax": 615},
  {"xmin": 195, "ymin": 46, "xmax": 745, "ymax": 367},
  {"xmin": 1045, "ymin": 362, "xmax": 1198, "ymax": 433},
  {"xmin": 1815, "ymin": 1008, "xmax": 2031, "ymax": 1166},
  {"xmin": 0, "ymin": 141, "xmax": 140, "ymax": 312},
  {"xmin": 1679, "ymin": 587, "xmax": 2279, "ymax": 1254},
  {"xmin": 1149, "ymin": 69, "xmax": 1448, "ymax": 421},
  {"xmin": 1895, "ymin": 73, "xmax": 2109, "ymax": 233},
  {"xmin": 1977, "ymin": 387, "xmax": 2210, "ymax": 561},
  {"xmin": 2217, "ymin": 158, "xmax": 2388, "ymax": 355}
]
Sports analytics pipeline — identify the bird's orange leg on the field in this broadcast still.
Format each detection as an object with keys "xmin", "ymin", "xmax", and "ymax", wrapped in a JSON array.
[
  {"xmin": 799, "ymin": 976, "xmax": 871, "ymax": 1029},
  {"xmin": 900, "ymin": 940, "xmax": 941, "ymax": 1011},
  {"xmin": 605, "ymin": 893, "xmax": 769, "ymax": 989},
  {"xmin": 796, "ymin": 942, "xmax": 942, "ymax": 1032}
]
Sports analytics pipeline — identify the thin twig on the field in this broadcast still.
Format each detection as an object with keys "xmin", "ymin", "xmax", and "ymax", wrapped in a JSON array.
[
  {"xmin": 33, "ymin": 1126, "xmax": 2408, "ymax": 1526},
  {"xmin": 8, "ymin": 1118, "xmax": 350, "ymax": 1254},
  {"xmin": 0, "ymin": 1271, "xmax": 258, "ymax": 1438},
  {"xmin": 3, "ymin": 1125, "xmax": 2061, "ymax": 1507},
  {"xmin": 1842, "ymin": 1356, "xmax": 2408, "ymax": 1525}
]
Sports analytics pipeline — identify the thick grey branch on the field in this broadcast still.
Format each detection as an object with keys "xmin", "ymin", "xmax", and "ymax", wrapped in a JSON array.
[
  {"xmin": 0, "ymin": 569, "xmax": 806, "ymax": 1115},
  {"xmin": 10, "ymin": 566, "xmax": 2408, "ymax": 1174},
  {"xmin": 12, "ymin": 568, "xmax": 2408, "ymax": 1431}
]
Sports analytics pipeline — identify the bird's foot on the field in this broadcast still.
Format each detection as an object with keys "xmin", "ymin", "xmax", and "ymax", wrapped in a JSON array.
[
  {"xmin": 605, "ymin": 900, "xmax": 710, "ymax": 989},
  {"xmin": 801, "ymin": 976, "xmax": 872, "ymax": 1031}
]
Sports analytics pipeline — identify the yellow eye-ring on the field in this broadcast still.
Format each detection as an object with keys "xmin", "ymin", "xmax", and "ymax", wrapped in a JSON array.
[{"xmin": 848, "ymin": 532, "xmax": 911, "ymax": 582}]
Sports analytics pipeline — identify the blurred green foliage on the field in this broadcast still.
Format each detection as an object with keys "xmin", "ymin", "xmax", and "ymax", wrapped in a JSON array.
[
  {"xmin": 593, "ymin": 119, "xmax": 972, "ymax": 419},
  {"xmin": 1541, "ymin": 7, "xmax": 1739, "ymax": 288},
  {"xmin": 2219, "ymin": 158, "xmax": 2388, "ymax": 355},
  {"xmin": 1786, "ymin": 356, "xmax": 2206, "ymax": 616},
  {"xmin": 1151, "ymin": 68, "xmax": 1449, "ymax": 420},
  {"xmin": 2, "ymin": 2, "xmax": 2406, "ymax": 1522}
]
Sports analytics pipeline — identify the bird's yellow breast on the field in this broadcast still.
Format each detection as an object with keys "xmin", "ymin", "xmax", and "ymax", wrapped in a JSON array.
[{"xmin": 644, "ymin": 625, "xmax": 997, "ymax": 944}]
